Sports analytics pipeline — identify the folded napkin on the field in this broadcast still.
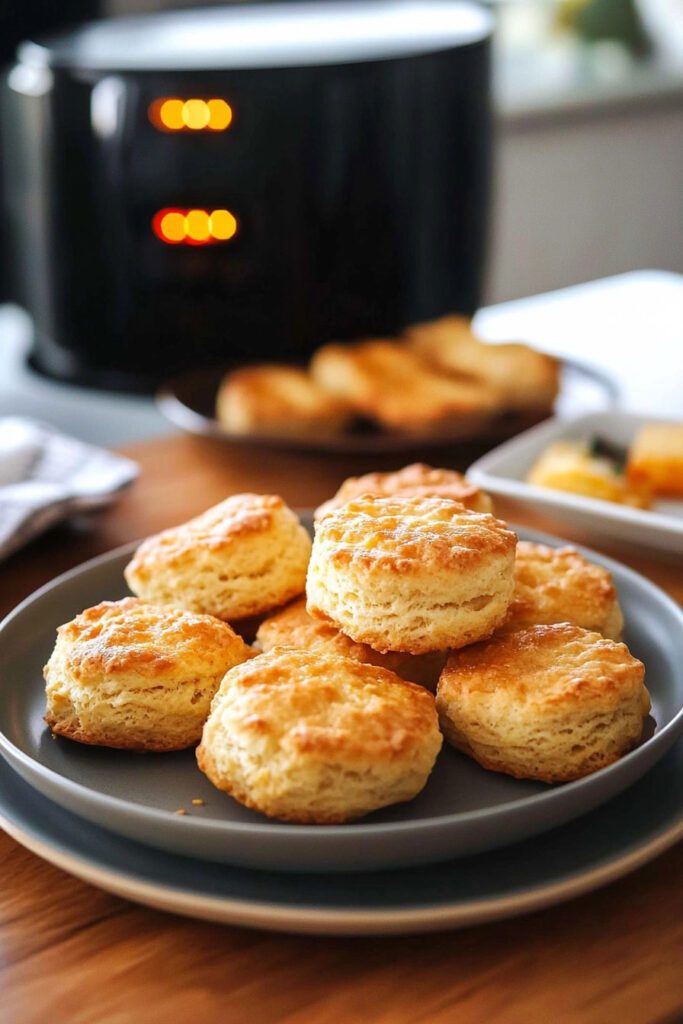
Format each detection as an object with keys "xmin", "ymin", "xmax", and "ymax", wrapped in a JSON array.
[{"xmin": 0, "ymin": 417, "xmax": 138, "ymax": 562}]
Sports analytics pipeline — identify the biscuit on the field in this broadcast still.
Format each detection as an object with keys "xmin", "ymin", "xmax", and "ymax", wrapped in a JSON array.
[
  {"xmin": 627, "ymin": 421, "xmax": 683, "ymax": 496},
  {"xmin": 124, "ymin": 493, "xmax": 312, "ymax": 621},
  {"xmin": 436, "ymin": 623, "xmax": 649, "ymax": 783},
  {"xmin": 310, "ymin": 339, "xmax": 498, "ymax": 433},
  {"xmin": 507, "ymin": 541, "xmax": 623, "ymax": 639},
  {"xmin": 44, "ymin": 598, "xmax": 253, "ymax": 751},
  {"xmin": 216, "ymin": 364, "xmax": 351, "ymax": 437},
  {"xmin": 196, "ymin": 647, "xmax": 442, "ymax": 823},
  {"xmin": 256, "ymin": 598, "xmax": 446, "ymax": 690},
  {"xmin": 306, "ymin": 494, "xmax": 517, "ymax": 654},
  {"xmin": 406, "ymin": 315, "xmax": 559, "ymax": 412},
  {"xmin": 314, "ymin": 462, "xmax": 493, "ymax": 520}
]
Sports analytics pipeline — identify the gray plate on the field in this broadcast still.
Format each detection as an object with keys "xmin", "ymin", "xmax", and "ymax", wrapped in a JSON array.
[
  {"xmin": 0, "ymin": 525, "xmax": 682, "ymax": 872},
  {"xmin": 1, "ymin": 742, "xmax": 682, "ymax": 934}
]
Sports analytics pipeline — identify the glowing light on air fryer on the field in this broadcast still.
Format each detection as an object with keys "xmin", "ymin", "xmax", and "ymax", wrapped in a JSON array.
[
  {"xmin": 152, "ymin": 209, "xmax": 238, "ymax": 245},
  {"xmin": 149, "ymin": 98, "xmax": 233, "ymax": 131}
]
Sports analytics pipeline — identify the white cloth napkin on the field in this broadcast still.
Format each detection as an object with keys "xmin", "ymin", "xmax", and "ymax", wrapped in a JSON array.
[{"xmin": 0, "ymin": 417, "xmax": 138, "ymax": 562}]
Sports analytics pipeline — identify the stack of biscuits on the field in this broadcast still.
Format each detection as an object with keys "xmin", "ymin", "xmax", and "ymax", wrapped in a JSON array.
[
  {"xmin": 44, "ymin": 463, "xmax": 650, "ymax": 825},
  {"xmin": 216, "ymin": 317, "xmax": 560, "ymax": 439}
]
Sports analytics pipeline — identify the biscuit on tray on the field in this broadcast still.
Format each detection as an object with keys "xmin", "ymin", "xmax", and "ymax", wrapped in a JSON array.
[
  {"xmin": 124, "ymin": 493, "xmax": 312, "ymax": 621},
  {"xmin": 507, "ymin": 541, "xmax": 624, "ymax": 639},
  {"xmin": 310, "ymin": 339, "xmax": 498, "ymax": 433},
  {"xmin": 314, "ymin": 462, "xmax": 493, "ymax": 520},
  {"xmin": 216, "ymin": 364, "xmax": 351, "ymax": 438},
  {"xmin": 306, "ymin": 494, "xmax": 517, "ymax": 654},
  {"xmin": 406, "ymin": 314, "xmax": 559, "ymax": 412},
  {"xmin": 44, "ymin": 598, "xmax": 252, "ymax": 751},
  {"xmin": 256, "ymin": 598, "xmax": 446, "ymax": 690},
  {"xmin": 436, "ymin": 623, "xmax": 649, "ymax": 783},
  {"xmin": 196, "ymin": 647, "xmax": 442, "ymax": 823}
]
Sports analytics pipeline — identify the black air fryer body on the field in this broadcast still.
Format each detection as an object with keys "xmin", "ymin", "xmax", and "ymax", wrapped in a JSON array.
[{"xmin": 3, "ymin": 2, "xmax": 493, "ymax": 390}]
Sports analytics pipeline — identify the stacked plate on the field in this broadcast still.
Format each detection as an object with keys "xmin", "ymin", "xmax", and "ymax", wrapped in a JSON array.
[{"xmin": 1, "ymin": 523, "xmax": 682, "ymax": 935}]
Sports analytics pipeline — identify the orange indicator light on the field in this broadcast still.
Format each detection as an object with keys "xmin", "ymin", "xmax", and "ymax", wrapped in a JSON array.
[
  {"xmin": 158, "ymin": 98, "xmax": 184, "ymax": 130},
  {"xmin": 206, "ymin": 99, "xmax": 233, "ymax": 131},
  {"xmin": 152, "ymin": 208, "xmax": 239, "ymax": 245},
  {"xmin": 182, "ymin": 98, "xmax": 210, "ymax": 130},
  {"xmin": 184, "ymin": 209, "xmax": 211, "ymax": 242},
  {"xmin": 209, "ymin": 209, "xmax": 238, "ymax": 240},
  {"xmin": 149, "ymin": 98, "xmax": 233, "ymax": 132},
  {"xmin": 157, "ymin": 210, "xmax": 186, "ymax": 243}
]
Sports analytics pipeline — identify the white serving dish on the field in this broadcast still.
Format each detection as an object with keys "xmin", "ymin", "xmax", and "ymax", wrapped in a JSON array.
[{"xmin": 468, "ymin": 411, "xmax": 683, "ymax": 554}]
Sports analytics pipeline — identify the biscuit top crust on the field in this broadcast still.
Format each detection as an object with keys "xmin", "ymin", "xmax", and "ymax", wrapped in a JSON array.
[
  {"xmin": 508, "ymin": 541, "xmax": 617, "ymax": 627},
  {"xmin": 218, "ymin": 365, "xmax": 345, "ymax": 416},
  {"xmin": 407, "ymin": 315, "xmax": 559, "ymax": 380},
  {"xmin": 407, "ymin": 314, "xmax": 473, "ymax": 347},
  {"xmin": 311, "ymin": 339, "xmax": 498, "ymax": 417},
  {"xmin": 440, "ymin": 623, "xmax": 647, "ymax": 713},
  {"xmin": 55, "ymin": 598, "xmax": 250, "ymax": 681},
  {"xmin": 256, "ymin": 598, "xmax": 399, "ymax": 667},
  {"xmin": 256, "ymin": 598, "xmax": 354, "ymax": 654},
  {"xmin": 315, "ymin": 463, "xmax": 493, "ymax": 519},
  {"xmin": 212, "ymin": 647, "xmax": 438, "ymax": 763},
  {"xmin": 127, "ymin": 493, "xmax": 298, "ymax": 574},
  {"xmin": 313, "ymin": 494, "xmax": 516, "ymax": 574}
]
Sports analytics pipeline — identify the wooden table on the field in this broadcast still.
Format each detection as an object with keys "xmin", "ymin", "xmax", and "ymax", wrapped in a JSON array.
[{"xmin": 2, "ymin": 434, "xmax": 682, "ymax": 1024}]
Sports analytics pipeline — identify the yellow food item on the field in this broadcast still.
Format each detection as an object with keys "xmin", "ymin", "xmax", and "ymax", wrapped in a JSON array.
[
  {"xmin": 527, "ymin": 441, "xmax": 650, "ymax": 508},
  {"xmin": 627, "ymin": 422, "xmax": 683, "ymax": 496}
]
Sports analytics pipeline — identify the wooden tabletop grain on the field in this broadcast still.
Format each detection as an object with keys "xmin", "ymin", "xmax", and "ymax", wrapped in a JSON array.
[{"xmin": 2, "ymin": 433, "xmax": 682, "ymax": 1024}]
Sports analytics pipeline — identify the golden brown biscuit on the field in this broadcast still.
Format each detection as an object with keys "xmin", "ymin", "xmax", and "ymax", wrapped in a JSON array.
[
  {"xmin": 124, "ymin": 494, "xmax": 312, "ymax": 621},
  {"xmin": 216, "ymin": 364, "xmax": 351, "ymax": 438},
  {"xmin": 406, "ymin": 315, "xmax": 559, "ymax": 412},
  {"xmin": 310, "ymin": 339, "xmax": 498, "ymax": 433},
  {"xmin": 306, "ymin": 494, "xmax": 517, "ymax": 654},
  {"xmin": 436, "ymin": 623, "xmax": 649, "ymax": 783},
  {"xmin": 196, "ymin": 647, "xmax": 442, "ymax": 823},
  {"xmin": 507, "ymin": 541, "xmax": 624, "ymax": 639},
  {"xmin": 627, "ymin": 421, "xmax": 683, "ymax": 496},
  {"xmin": 256, "ymin": 598, "xmax": 446, "ymax": 690},
  {"xmin": 44, "ymin": 598, "xmax": 253, "ymax": 751},
  {"xmin": 314, "ymin": 462, "xmax": 493, "ymax": 520}
]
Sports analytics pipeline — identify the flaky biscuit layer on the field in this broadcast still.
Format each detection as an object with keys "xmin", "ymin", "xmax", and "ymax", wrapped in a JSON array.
[
  {"xmin": 216, "ymin": 364, "xmax": 350, "ymax": 437},
  {"xmin": 256, "ymin": 598, "xmax": 445, "ymax": 690},
  {"xmin": 507, "ymin": 541, "xmax": 623, "ymax": 639},
  {"xmin": 124, "ymin": 493, "xmax": 312, "ymax": 621},
  {"xmin": 306, "ymin": 495, "xmax": 516, "ymax": 654},
  {"xmin": 406, "ymin": 315, "xmax": 559, "ymax": 411},
  {"xmin": 44, "ymin": 598, "xmax": 252, "ymax": 751},
  {"xmin": 437, "ymin": 623, "xmax": 649, "ymax": 783},
  {"xmin": 310, "ymin": 339, "xmax": 498, "ymax": 432},
  {"xmin": 197, "ymin": 647, "xmax": 442, "ymax": 823},
  {"xmin": 314, "ymin": 463, "xmax": 493, "ymax": 520}
]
